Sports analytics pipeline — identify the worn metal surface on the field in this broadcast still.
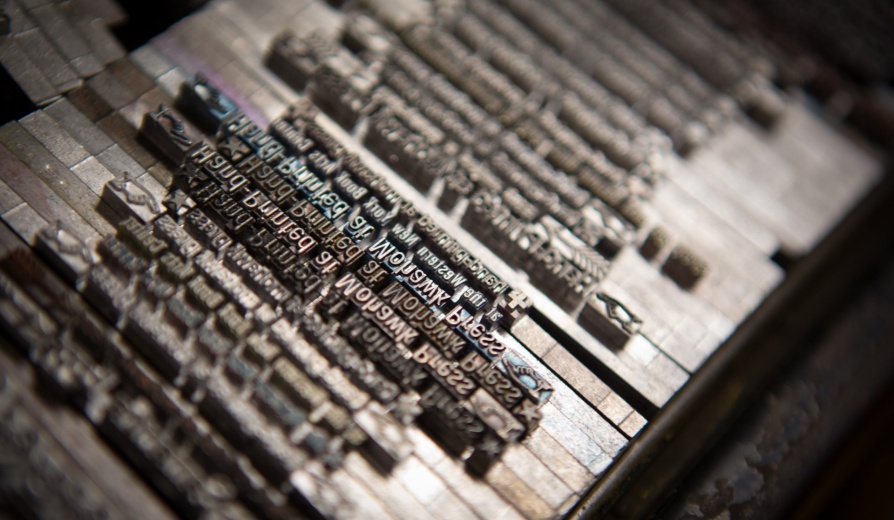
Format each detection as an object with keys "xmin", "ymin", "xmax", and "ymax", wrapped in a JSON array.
[{"xmin": 0, "ymin": 0, "xmax": 888, "ymax": 519}]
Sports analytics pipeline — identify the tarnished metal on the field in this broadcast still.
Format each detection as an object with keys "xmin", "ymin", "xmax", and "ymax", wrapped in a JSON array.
[{"xmin": 0, "ymin": 1, "xmax": 887, "ymax": 519}]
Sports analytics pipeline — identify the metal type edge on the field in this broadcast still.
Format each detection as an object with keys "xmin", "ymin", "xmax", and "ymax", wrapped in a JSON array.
[{"xmin": 571, "ymin": 158, "xmax": 894, "ymax": 519}]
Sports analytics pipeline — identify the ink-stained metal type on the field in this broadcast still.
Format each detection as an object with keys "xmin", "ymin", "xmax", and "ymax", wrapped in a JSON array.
[
  {"xmin": 102, "ymin": 172, "xmax": 165, "ymax": 223},
  {"xmin": 140, "ymin": 104, "xmax": 201, "ymax": 164},
  {"xmin": 0, "ymin": 1, "xmax": 888, "ymax": 519}
]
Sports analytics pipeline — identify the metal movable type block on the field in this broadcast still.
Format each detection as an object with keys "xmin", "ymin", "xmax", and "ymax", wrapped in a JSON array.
[
  {"xmin": 34, "ymin": 221, "xmax": 95, "ymax": 284},
  {"xmin": 289, "ymin": 464, "xmax": 343, "ymax": 519},
  {"xmin": 102, "ymin": 172, "xmax": 164, "ymax": 224},
  {"xmin": 140, "ymin": 104, "xmax": 201, "ymax": 165},
  {"xmin": 319, "ymin": 439, "xmax": 347, "ymax": 470},
  {"xmin": 354, "ymin": 401, "xmax": 412, "ymax": 473},
  {"xmin": 640, "ymin": 225, "xmax": 670, "ymax": 261},
  {"xmin": 185, "ymin": 275, "xmax": 225, "ymax": 312},
  {"xmin": 332, "ymin": 171, "xmax": 369, "ymax": 204},
  {"xmin": 253, "ymin": 381, "xmax": 307, "ymax": 430},
  {"xmin": 301, "ymin": 119, "xmax": 347, "ymax": 162},
  {"xmin": 317, "ymin": 363, "xmax": 371, "ymax": 412},
  {"xmin": 265, "ymin": 33, "xmax": 320, "ymax": 92},
  {"xmin": 299, "ymin": 425, "xmax": 331, "ymax": 457},
  {"xmin": 225, "ymin": 352, "xmax": 259, "ymax": 386},
  {"xmin": 185, "ymin": 209, "xmax": 233, "ymax": 254},
  {"xmin": 579, "ymin": 292, "xmax": 642, "ymax": 350},
  {"xmin": 355, "ymin": 259, "xmax": 389, "ymax": 291},
  {"xmin": 195, "ymin": 190, "xmax": 254, "ymax": 237},
  {"xmin": 388, "ymin": 222, "xmax": 421, "ymax": 251},
  {"xmin": 467, "ymin": 388, "xmax": 525, "ymax": 443},
  {"xmin": 157, "ymin": 251, "xmax": 195, "ymax": 284},
  {"xmin": 217, "ymin": 302, "xmax": 253, "ymax": 340},
  {"xmin": 125, "ymin": 302, "xmax": 195, "ymax": 380},
  {"xmin": 458, "ymin": 351, "xmax": 523, "ymax": 409},
  {"xmin": 117, "ymin": 216, "xmax": 167, "ymax": 258},
  {"xmin": 197, "ymin": 255, "xmax": 260, "ymax": 312},
  {"xmin": 501, "ymin": 350, "xmax": 554, "ymax": 405},
  {"xmin": 97, "ymin": 236, "xmax": 148, "ymax": 278},
  {"xmin": 481, "ymin": 308, "xmax": 503, "ymax": 332},
  {"xmin": 244, "ymin": 332, "xmax": 281, "ymax": 365},
  {"xmin": 166, "ymin": 294, "xmax": 206, "ymax": 334},
  {"xmin": 153, "ymin": 215, "xmax": 200, "ymax": 258},
  {"xmin": 138, "ymin": 271, "xmax": 175, "ymax": 306},
  {"xmin": 313, "ymin": 402, "xmax": 352, "ymax": 434},
  {"xmin": 496, "ymin": 288, "xmax": 532, "ymax": 328},
  {"xmin": 458, "ymin": 286, "xmax": 488, "ymax": 314},
  {"xmin": 177, "ymin": 74, "xmax": 239, "ymax": 133},
  {"xmin": 317, "ymin": 289, "xmax": 351, "ymax": 321},
  {"xmin": 288, "ymin": 264, "xmax": 324, "ymax": 301},
  {"xmin": 412, "ymin": 343, "xmax": 477, "ymax": 399},
  {"xmin": 417, "ymin": 384, "xmax": 485, "ymax": 456},
  {"xmin": 359, "ymin": 196, "xmax": 394, "ymax": 228},
  {"xmin": 465, "ymin": 434, "xmax": 505, "ymax": 477},
  {"xmin": 512, "ymin": 398, "xmax": 543, "ymax": 431},
  {"xmin": 216, "ymin": 135, "xmax": 252, "ymax": 165},
  {"xmin": 269, "ymin": 119, "xmax": 311, "ymax": 160},
  {"xmin": 386, "ymin": 392, "xmax": 423, "ymax": 426},
  {"xmin": 82, "ymin": 264, "xmax": 134, "ymax": 325},
  {"xmin": 662, "ymin": 243, "xmax": 708, "ymax": 290},
  {"xmin": 271, "ymin": 357, "xmax": 330, "ymax": 411},
  {"xmin": 437, "ymin": 176, "xmax": 470, "ymax": 213}
]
